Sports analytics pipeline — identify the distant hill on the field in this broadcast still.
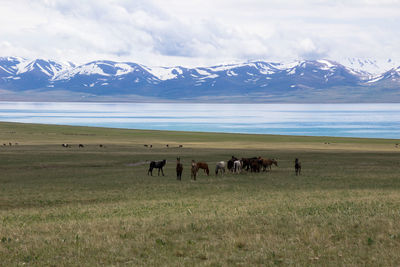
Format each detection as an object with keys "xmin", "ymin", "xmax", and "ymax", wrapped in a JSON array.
[{"xmin": 1, "ymin": 57, "xmax": 399, "ymax": 102}]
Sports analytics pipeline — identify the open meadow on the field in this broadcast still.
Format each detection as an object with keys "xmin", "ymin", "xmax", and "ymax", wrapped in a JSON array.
[{"xmin": 1, "ymin": 121, "xmax": 400, "ymax": 266}]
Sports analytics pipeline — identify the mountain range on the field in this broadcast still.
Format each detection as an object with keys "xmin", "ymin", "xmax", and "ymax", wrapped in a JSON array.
[{"xmin": 1, "ymin": 56, "xmax": 399, "ymax": 102}]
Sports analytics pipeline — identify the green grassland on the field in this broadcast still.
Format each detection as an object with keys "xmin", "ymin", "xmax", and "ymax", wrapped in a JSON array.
[{"xmin": 1, "ymin": 121, "xmax": 400, "ymax": 266}]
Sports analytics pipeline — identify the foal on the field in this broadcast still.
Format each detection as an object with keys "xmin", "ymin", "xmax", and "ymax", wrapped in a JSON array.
[
  {"xmin": 176, "ymin": 157, "xmax": 183, "ymax": 180},
  {"xmin": 295, "ymin": 158, "xmax": 301, "ymax": 176}
]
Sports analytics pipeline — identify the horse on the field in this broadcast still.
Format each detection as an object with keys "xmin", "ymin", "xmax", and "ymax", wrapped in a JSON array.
[
  {"xmin": 148, "ymin": 159, "xmax": 166, "ymax": 176},
  {"xmin": 227, "ymin": 156, "xmax": 238, "ymax": 172},
  {"xmin": 176, "ymin": 157, "xmax": 183, "ymax": 180},
  {"xmin": 79, "ymin": 144, "xmax": 84, "ymax": 148},
  {"xmin": 241, "ymin": 157, "xmax": 258, "ymax": 171},
  {"xmin": 260, "ymin": 158, "xmax": 278, "ymax": 171},
  {"xmin": 233, "ymin": 160, "xmax": 242, "ymax": 173},
  {"xmin": 191, "ymin": 160, "xmax": 198, "ymax": 180},
  {"xmin": 196, "ymin": 162, "xmax": 210, "ymax": 176},
  {"xmin": 215, "ymin": 161, "xmax": 226, "ymax": 176},
  {"xmin": 250, "ymin": 159, "xmax": 261, "ymax": 172},
  {"xmin": 295, "ymin": 158, "xmax": 301, "ymax": 176}
]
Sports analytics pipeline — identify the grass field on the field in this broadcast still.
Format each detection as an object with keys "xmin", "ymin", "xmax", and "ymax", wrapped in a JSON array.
[{"xmin": 1, "ymin": 121, "xmax": 400, "ymax": 266}]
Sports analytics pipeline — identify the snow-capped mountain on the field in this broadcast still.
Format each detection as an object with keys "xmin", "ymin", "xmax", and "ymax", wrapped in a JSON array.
[
  {"xmin": 0, "ymin": 57, "xmax": 74, "ymax": 90},
  {"xmin": 366, "ymin": 66, "xmax": 400, "ymax": 85},
  {"xmin": 0, "ymin": 57, "xmax": 399, "ymax": 102},
  {"xmin": 341, "ymin": 57, "xmax": 398, "ymax": 76}
]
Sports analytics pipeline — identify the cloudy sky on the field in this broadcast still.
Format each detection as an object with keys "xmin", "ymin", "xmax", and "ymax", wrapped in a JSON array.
[{"xmin": 0, "ymin": 0, "xmax": 399, "ymax": 67}]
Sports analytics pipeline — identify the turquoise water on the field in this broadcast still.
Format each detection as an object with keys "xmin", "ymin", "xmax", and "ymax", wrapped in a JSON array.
[{"xmin": 0, "ymin": 102, "xmax": 399, "ymax": 139}]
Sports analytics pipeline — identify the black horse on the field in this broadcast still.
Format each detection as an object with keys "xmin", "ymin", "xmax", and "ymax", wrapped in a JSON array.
[
  {"xmin": 148, "ymin": 159, "xmax": 167, "ymax": 176},
  {"xmin": 227, "ymin": 156, "xmax": 238, "ymax": 172},
  {"xmin": 295, "ymin": 158, "xmax": 301, "ymax": 176}
]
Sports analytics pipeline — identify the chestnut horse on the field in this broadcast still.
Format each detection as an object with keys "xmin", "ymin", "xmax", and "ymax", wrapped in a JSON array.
[
  {"xmin": 196, "ymin": 162, "xmax": 209, "ymax": 176},
  {"xmin": 260, "ymin": 158, "xmax": 278, "ymax": 171}
]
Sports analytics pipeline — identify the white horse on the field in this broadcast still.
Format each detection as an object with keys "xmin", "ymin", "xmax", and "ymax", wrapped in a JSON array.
[
  {"xmin": 215, "ymin": 161, "xmax": 226, "ymax": 176},
  {"xmin": 234, "ymin": 160, "xmax": 242, "ymax": 173}
]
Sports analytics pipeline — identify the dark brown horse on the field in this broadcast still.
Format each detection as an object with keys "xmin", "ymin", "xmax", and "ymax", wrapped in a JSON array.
[
  {"xmin": 148, "ymin": 159, "xmax": 166, "ymax": 176},
  {"xmin": 250, "ymin": 159, "xmax": 262, "ymax": 172},
  {"xmin": 196, "ymin": 162, "xmax": 209, "ymax": 176},
  {"xmin": 176, "ymin": 157, "xmax": 183, "ymax": 180},
  {"xmin": 191, "ymin": 160, "xmax": 198, "ymax": 180},
  {"xmin": 260, "ymin": 158, "xmax": 278, "ymax": 171},
  {"xmin": 241, "ymin": 157, "xmax": 258, "ymax": 171},
  {"xmin": 295, "ymin": 158, "xmax": 301, "ymax": 176}
]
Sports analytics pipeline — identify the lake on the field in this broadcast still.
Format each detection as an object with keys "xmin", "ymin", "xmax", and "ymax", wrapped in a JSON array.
[{"xmin": 0, "ymin": 102, "xmax": 399, "ymax": 139}]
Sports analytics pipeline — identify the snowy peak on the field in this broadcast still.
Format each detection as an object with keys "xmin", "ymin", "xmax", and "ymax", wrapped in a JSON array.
[
  {"xmin": 0, "ymin": 56, "xmax": 24, "ymax": 76},
  {"xmin": 379, "ymin": 66, "xmax": 400, "ymax": 83},
  {"xmin": 342, "ymin": 57, "xmax": 398, "ymax": 76},
  {"xmin": 0, "ymin": 57, "xmax": 73, "ymax": 78},
  {"xmin": 53, "ymin": 61, "xmax": 156, "ymax": 81},
  {"xmin": 16, "ymin": 59, "xmax": 72, "ymax": 77}
]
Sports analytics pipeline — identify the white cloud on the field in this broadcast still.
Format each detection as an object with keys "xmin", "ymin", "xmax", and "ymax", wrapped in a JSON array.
[{"xmin": 0, "ymin": 0, "xmax": 399, "ymax": 67}]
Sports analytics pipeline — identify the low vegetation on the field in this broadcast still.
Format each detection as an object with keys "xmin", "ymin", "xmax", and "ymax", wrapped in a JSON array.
[{"xmin": 1, "ymin": 121, "xmax": 400, "ymax": 266}]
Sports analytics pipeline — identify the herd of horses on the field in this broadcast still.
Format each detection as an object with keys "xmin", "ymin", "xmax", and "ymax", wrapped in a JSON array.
[{"xmin": 147, "ymin": 156, "xmax": 302, "ymax": 180}]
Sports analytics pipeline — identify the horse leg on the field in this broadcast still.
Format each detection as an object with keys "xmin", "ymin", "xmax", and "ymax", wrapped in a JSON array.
[
  {"xmin": 161, "ymin": 167, "xmax": 164, "ymax": 176},
  {"xmin": 148, "ymin": 167, "xmax": 153, "ymax": 176}
]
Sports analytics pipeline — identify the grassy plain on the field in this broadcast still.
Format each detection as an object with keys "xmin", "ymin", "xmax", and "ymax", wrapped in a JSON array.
[{"xmin": 1, "ymin": 121, "xmax": 400, "ymax": 266}]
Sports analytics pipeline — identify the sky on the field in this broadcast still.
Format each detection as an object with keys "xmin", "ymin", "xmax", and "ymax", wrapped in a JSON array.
[{"xmin": 0, "ymin": 0, "xmax": 399, "ymax": 67}]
